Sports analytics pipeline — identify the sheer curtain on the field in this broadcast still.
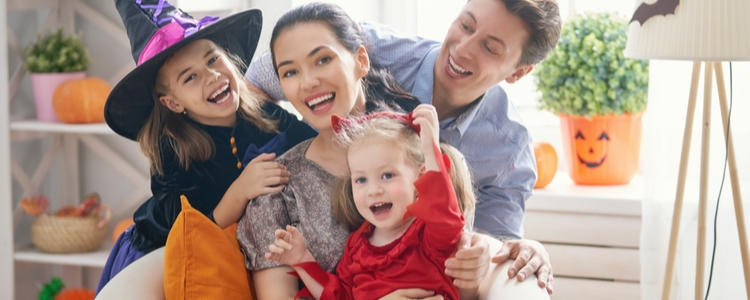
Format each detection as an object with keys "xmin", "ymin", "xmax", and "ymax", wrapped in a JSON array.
[{"xmin": 641, "ymin": 60, "xmax": 750, "ymax": 299}]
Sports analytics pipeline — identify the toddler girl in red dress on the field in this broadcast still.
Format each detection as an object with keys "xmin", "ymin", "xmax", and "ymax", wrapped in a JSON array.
[{"xmin": 266, "ymin": 104, "xmax": 476, "ymax": 300}]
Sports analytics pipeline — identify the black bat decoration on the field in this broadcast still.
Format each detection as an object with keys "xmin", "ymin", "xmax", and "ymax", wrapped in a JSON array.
[{"xmin": 630, "ymin": 0, "xmax": 681, "ymax": 25}]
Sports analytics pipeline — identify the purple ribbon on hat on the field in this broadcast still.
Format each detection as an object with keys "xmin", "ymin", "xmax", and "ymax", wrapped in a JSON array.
[{"xmin": 137, "ymin": 14, "xmax": 219, "ymax": 65}]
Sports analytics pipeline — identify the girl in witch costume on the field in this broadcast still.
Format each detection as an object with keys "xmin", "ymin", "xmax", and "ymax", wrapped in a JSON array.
[
  {"xmin": 265, "ymin": 106, "xmax": 475, "ymax": 300},
  {"xmin": 96, "ymin": 0, "xmax": 317, "ymax": 293}
]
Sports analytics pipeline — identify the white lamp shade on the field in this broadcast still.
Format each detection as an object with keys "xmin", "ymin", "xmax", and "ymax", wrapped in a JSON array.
[{"xmin": 625, "ymin": 0, "xmax": 750, "ymax": 61}]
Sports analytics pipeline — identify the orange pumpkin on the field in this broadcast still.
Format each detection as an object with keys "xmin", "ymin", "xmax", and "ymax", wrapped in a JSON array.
[
  {"xmin": 113, "ymin": 218, "xmax": 135, "ymax": 244},
  {"xmin": 54, "ymin": 288, "xmax": 95, "ymax": 300},
  {"xmin": 533, "ymin": 142, "xmax": 558, "ymax": 189},
  {"xmin": 559, "ymin": 113, "xmax": 643, "ymax": 185},
  {"xmin": 52, "ymin": 77, "xmax": 111, "ymax": 124}
]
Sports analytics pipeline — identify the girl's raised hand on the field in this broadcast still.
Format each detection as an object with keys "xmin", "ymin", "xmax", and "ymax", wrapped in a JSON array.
[
  {"xmin": 265, "ymin": 225, "xmax": 314, "ymax": 266},
  {"xmin": 240, "ymin": 153, "xmax": 290, "ymax": 200}
]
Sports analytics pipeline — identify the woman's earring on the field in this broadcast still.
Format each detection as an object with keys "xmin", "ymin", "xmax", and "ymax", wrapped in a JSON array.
[{"xmin": 182, "ymin": 110, "xmax": 187, "ymax": 115}]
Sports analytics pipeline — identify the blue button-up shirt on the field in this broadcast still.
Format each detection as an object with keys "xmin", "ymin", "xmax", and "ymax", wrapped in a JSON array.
[{"xmin": 246, "ymin": 22, "xmax": 536, "ymax": 239}]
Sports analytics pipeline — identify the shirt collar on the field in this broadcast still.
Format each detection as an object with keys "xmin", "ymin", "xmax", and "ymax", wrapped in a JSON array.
[{"xmin": 439, "ymin": 95, "xmax": 483, "ymax": 134}]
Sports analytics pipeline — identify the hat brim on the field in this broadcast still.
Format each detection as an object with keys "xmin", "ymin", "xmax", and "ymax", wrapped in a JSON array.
[{"xmin": 104, "ymin": 9, "xmax": 263, "ymax": 141}]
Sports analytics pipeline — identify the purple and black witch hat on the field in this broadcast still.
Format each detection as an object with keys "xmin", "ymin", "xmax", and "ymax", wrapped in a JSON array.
[{"xmin": 105, "ymin": 0, "xmax": 262, "ymax": 140}]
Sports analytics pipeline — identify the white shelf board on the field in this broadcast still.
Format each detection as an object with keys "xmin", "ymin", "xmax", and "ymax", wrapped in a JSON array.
[
  {"xmin": 528, "ymin": 171, "xmax": 643, "ymax": 217},
  {"xmin": 14, "ymin": 245, "xmax": 111, "ymax": 268},
  {"xmin": 10, "ymin": 120, "xmax": 113, "ymax": 135}
]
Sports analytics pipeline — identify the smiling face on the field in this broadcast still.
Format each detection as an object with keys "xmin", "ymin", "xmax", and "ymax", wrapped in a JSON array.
[
  {"xmin": 435, "ymin": 0, "xmax": 532, "ymax": 104},
  {"xmin": 156, "ymin": 39, "xmax": 240, "ymax": 127},
  {"xmin": 348, "ymin": 138, "xmax": 422, "ymax": 237},
  {"xmin": 273, "ymin": 22, "xmax": 369, "ymax": 132},
  {"xmin": 575, "ymin": 129, "xmax": 610, "ymax": 168}
]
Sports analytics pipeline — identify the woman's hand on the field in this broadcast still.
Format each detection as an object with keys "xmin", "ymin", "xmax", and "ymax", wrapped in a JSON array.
[
  {"xmin": 239, "ymin": 152, "xmax": 289, "ymax": 200},
  {"xmin": 379, "ymin": 288, "xmax": 444, "ymax": 300},
  {"xmin": 265, "ymin": 225, "xmax": 314, "ymax": 266},
  {"xmin": 491, "ymin": 239, "xmax": 554, "ymax": 294}
]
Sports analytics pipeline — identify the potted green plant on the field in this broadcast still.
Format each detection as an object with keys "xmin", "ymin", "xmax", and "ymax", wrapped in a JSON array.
[
  {"xmin": 532, "ymin": 12, "xmax": 649, "ymax": 185},
  {"xmin": 25, "ymin": 27, "xmax": 91, "ymax": 122}
]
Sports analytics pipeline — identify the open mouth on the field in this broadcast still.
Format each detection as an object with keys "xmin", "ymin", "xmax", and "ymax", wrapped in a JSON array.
[
  {"xmin": 448, "ymin": 55, "xmax": 472, "ymax": 76},
  {"xmin": 208, "ymin": 83, "xmax": 231, "ymax": 104},
  {"xmin": 305, "ymin": 92, "xmax": 335, "ymax": 111},
  {"xmin": 370, "ymin": 202, "xmax": 393, "ymax": 216}
]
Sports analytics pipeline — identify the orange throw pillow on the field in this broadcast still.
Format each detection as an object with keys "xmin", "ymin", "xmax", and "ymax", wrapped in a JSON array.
[{"xmin": 164, "ymin": 195, "xmax": 254, "ymax": 299}]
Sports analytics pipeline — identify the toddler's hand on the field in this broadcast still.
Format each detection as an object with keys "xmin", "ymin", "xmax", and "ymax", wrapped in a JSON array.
[
  {"xmin": 411, "ymin": 104, "xmax": 440, "ymax": 171},
  {"xmin": 240, "ymin": 153, "xmax": 289, "ymax": 200},
  {"xmin": 265, "ymin": 225, "xmax": 312, "ymax": 266},
  {"xmin": 411, "ymin": 104, "xmax": 439, "ymax": 150}
]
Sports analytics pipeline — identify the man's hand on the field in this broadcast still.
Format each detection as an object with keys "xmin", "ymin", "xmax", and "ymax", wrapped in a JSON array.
[
  {"xmin": 244, "ymin": 78, "xmax": 275, "ymax": 103},
  {"xmin": 491, "ymin": 239, "xmax": 554, "ymax": 294},
  {"xmin": 445, "ymin": 232, "xmax": 490, "ymax": 289}
]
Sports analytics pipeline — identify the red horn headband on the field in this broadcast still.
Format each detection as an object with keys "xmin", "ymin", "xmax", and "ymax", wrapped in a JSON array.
[{"xmin": 331, "ymin": 111, "xmax": 421, "ymax": 135}]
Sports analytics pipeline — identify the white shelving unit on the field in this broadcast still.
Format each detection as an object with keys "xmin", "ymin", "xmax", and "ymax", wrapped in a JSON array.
[
  {"xmin": 1, "ymin": 0, "xmax": 149, "ymax": 297},
  {"xmin": 7, "ymin": 118, "xmax": 150, "ymax": 296},
  {"xmin": 8, "ymin": 119, "xmax": 147, "ymax": 269},
  {"xmin": 14, "ymin": 245, "xmax": 111, "ymax": 268},
  {"xmin": 10, "ymin": 120, "xmax": 112, "ymax": 134},
  {"xmin": 525, "ymin": 172, "xmax": 643, "ymax": 300}
]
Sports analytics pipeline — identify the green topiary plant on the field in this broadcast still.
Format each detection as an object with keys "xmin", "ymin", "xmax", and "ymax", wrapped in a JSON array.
[
  {"xmin": 533, "ymin": 12, "xmax": 649, "ymax": 117},
  {"xmin": 25, "ymin": 27, "xmax": 91, "ymax": 73}
]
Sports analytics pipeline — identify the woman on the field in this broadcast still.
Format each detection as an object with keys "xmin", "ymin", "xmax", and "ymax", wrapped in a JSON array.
[
  {"xmin": 236, "ymin": 3, "xmax": 548, "ymax": 300},
  {"xmin": 247, "ymin": 0, "xmax": 560, "ymax": 292}
]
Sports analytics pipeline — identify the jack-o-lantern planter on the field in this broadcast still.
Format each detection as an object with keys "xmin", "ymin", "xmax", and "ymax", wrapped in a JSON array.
[
  {"xmin": 559, "ymin": 113, "xmax": 642, "ymax": 185},
  {"xmin": 532, "ymin": 13, "xmax": 649, "ymax": 185}
]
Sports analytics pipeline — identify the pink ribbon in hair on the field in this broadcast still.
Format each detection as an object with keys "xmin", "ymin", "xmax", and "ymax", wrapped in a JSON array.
[{"xmin": 137, "ymin": 15, "xmax": 220, "ymax": 65}]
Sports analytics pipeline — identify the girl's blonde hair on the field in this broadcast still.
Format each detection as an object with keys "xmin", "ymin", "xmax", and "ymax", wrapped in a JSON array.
[
  {"xmin": 332, "ymin": 116, "xmax": 476, "ymax": 231},
  {"xmin": 138, "ymin": 42, "xmax": 278, "ymax": 176}
]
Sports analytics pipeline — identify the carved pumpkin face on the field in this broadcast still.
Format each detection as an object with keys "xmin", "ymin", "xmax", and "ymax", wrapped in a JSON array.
[
  {"xmin": 559, "ymin": 113, "xmax": 643, "ymax": 185},
  {"xmin": 575, "ymin": 130, "xmax": 610, "ymax": 168}
]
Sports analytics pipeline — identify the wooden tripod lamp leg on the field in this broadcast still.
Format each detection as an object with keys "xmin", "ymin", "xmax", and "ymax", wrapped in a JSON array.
[
  {"xmin": 662, "ymin": 62, "xmax": 703, "ymax": 300},
  {"xmin": 695, "ymin": 62, "xmax": 714, "ymax": 300},
  {"xmin": 713, "ymin": 62, "xmax": 750, "ymax": 299}
]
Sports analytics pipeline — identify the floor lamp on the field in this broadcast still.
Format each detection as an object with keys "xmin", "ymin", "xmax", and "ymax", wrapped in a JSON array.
[{"xmin": 624, "ymin": 0, "xmax": 750, "ymax": 299}]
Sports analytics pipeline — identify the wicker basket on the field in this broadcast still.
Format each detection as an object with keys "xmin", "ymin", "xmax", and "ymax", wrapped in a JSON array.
[{"xmin": 31, "ymin": 214, "xmax": 107, "ymax": 253}]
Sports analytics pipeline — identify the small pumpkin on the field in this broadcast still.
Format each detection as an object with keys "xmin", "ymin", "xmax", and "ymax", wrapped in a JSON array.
[
  {"xmin": 54, "ymin": 288, "xmax": 95, "ymax": 300},
  {"xmin": 533, "ymin": 142, "xmax": 558, "ymax": 189},
  {"xmin": 52, "ymin": 77, "xmax": 111, "ymax": 124}
]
